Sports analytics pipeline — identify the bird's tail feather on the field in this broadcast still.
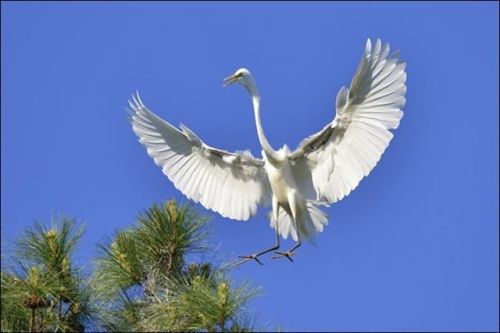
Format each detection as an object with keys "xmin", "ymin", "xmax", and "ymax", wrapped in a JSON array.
[{"xmin": 269, "ymin": 200, "xmax": 329, "ymax": 242}]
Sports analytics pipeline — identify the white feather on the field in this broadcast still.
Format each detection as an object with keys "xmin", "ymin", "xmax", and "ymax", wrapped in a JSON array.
[
  {"xmin": 289, "ymin": 38, "xmax": 406, "ymax": 204},
  {"xmin": 129, "ymin": 97, "xmax": 271, "ymax": 221},
  {"xmin": 129, "ymin": 39, "xmax": 406, "ymax": 252}
]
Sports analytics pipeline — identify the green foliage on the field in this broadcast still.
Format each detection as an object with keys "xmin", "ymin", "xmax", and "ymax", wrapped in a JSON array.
[
  {"xmin": 15, "ymin": 218, "xmax": 84, "ymax": 277},
  {"xmin": 92, "ymin": 201, "xmax": 211, "ymax": 300},
  {"xmin": 1, "ymin": 217, "xmax": 94, "ymax": 332},
  {"xmin": 92, "ymin": 200, "xmax": 261, "ymax": 332},
  {"xmin": 168, "ymin": 274, "xmax": 260, "ymax": 332},
  {"xmin": 1, "ymin": 200, "xmax": 268, "ymax": 332}
]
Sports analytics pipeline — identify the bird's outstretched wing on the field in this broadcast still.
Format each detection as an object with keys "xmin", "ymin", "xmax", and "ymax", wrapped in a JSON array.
[
  {"xmin": 129, "ymin": 93, "xmax": 271, "ymax": 221},
  {"xmin": 289, "ymin": 38, "xmax": 406, "ymax": 203}
]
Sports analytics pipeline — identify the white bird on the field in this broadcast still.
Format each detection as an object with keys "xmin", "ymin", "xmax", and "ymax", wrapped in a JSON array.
[{"xmin": 129, "ymin": 38, "xmax": 406, "ymax": 264}]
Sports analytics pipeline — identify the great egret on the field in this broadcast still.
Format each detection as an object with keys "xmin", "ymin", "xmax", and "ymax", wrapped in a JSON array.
[{"xmin": 129, "ymin": 38, "xmax": 406, "ymax": 265}]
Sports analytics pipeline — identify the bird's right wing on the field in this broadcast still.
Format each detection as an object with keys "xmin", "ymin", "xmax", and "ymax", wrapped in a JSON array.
[
  {"xmin": 129, "ymin": 94, "xmax": 271, "ymax": 221},
  {"xmin": 289, "ymin": 38, "xmax": 406, "ymax": 203}
]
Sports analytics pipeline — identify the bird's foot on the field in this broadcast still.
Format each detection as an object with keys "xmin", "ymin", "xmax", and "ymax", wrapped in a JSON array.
[
  {"xmin": 272, "ymin": 251, "xmax": 296, "ymax": 262},
  {"xmin": 238, "ymin": 254, "xmax": 264, "ymax": 265}
]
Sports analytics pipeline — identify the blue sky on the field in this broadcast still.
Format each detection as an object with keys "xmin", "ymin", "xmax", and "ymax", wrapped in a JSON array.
[{"xmin": 2, "ymin": 2, "xmax": 498, "ymax": 331}]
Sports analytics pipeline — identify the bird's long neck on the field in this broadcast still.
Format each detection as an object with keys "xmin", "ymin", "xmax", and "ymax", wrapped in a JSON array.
[{"xmin": 251, "ymin": 94, "xmax": 275, "ymax": 157}]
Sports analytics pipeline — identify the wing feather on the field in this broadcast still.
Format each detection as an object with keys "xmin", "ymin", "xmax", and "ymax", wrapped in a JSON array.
[
  {"xmin": 289, "ymin": 38, "xmax": 406, "ymax": 204},
  {"xmin": 129, "ymin": 94, "xmax": 271, "ymax": 221}
]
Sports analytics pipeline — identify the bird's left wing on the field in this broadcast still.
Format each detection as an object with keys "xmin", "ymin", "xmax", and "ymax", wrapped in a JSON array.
[
  {"xmin": 129, "ymin": 93, "xmax": 271, "ymax": 221},
  {"xmin": 289, "ymin": 38, "xmax": 406, "ymax": 204}
]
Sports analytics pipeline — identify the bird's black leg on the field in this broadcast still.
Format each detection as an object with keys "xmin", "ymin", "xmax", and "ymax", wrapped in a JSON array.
[
  {"xmin": 272, "ymin": 236, "xmax": 301, "ymax": 263},
  {"xmin": 272, "ymin": 195, "xmax": 302, "ymax": 263},
  {"xmin": 238, "ymin": 226, "xmax": 280, "ymax": 265},
  {"xmin": 238, "ymin": 198, "xmax": 281, "ymax": 266}
]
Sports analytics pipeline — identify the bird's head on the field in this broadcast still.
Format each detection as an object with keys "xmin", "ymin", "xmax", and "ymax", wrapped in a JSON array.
[{"xmin": 223, "ymin": 68, "xmax": 257, "ymax": 95}]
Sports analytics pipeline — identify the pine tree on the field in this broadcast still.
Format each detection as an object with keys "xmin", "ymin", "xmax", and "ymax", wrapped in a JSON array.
[
  {"xmin": 1, "ymin": 217, "xmax": 95, "ymax": 332},
  {"xmin": 92, "ymin": 200, "xmax": 261, "ymax": 332},
  {"xmin": 1, "ymin": 200, "xmax": 267, "ymax": 332}
]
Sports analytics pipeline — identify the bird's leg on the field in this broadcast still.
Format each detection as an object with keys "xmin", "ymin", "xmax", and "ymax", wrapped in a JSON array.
[
  {"xmin": 238, "ymin": 229, "xmax": 280, "ymax": 265},
  {"xmin": 272, "ymin": 239, "xmax": 301, "ymax": 262},
  {"xmin": 238, "ymin": 198, "xmax": 281, "ymax": 265},
  {"xmin": 273, "ymin": 191, "xmax": 301, "ymax": 262}
]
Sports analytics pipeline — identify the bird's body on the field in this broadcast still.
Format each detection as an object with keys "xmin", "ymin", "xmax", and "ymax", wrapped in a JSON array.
[
  {"xmin": 264, "ymin": 148, "xmax": 294, "ymax": 204},
  {"xmin": 129, "ymin": 38, "xmax": 407, "ymax": 264},
  {"xmin": 265, "ymin": 150, "xmax": 302, "ymax": 233}
]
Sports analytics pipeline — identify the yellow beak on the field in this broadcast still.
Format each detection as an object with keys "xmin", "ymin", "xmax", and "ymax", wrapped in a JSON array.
[{"xmin": 223, "ymin": 74, "xmax": 238, "ymax": 87}]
